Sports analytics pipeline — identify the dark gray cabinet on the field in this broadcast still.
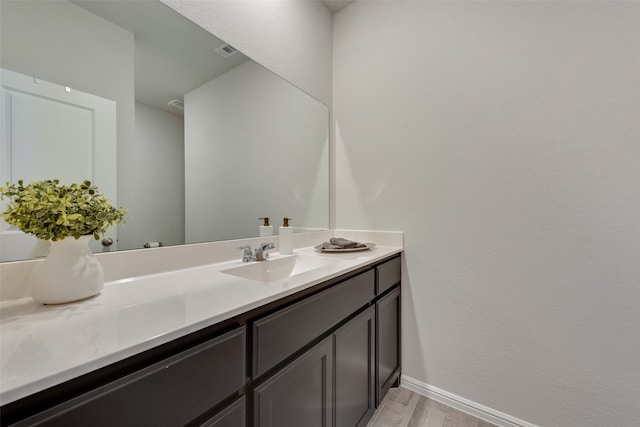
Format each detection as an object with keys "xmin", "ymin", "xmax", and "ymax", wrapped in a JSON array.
[
  {"xmin": 254, "ymin": 337, "xmax": 333, "ymax": 427},
  {"xmin": 254, "ymin": 303, "xmax": 379, "ymax": 427},
  {"xmin": 12, "ymin": 327, "xmax": 246, "ymax": 427},
  {"xmin": 253, "ymin": 256, "xmax": 395, "ymax": 427},
  {"xmin": 200, "ymin": 397, "xmax": 245, "ymax": 427},
  {"xmin": 253, "ymin": 270, "xmax": 374, "ymax": 377},
  {"xmin": 376, "ymin": 287, "xmax": 401, "ymax": 406},
  {"xmin": 334, "ymin": 306, "xmax": 375, "ymax": 427}
]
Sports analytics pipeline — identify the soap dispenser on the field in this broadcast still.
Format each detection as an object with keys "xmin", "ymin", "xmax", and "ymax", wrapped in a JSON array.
[
  {"xmin": 259, "ymin": 217, "xmax": 273, "ymax": 237},
  {"xmin": 279, "ymin": 217, "xmax": 293, "ymax": 255}
]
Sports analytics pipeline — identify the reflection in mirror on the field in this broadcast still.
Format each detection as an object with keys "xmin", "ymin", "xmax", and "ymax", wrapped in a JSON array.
[{"xmin": 0, "ymin": 0, "xmax": 329, "ymax": 262}]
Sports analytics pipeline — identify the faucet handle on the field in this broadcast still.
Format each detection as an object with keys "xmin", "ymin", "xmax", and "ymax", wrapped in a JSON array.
[
  {"xmin": 255, "ymin": 242, "xmax": 275, "ymax": 261},
  {"xmin": 235, "ymin": 245, "xmax": 254, "ymax": 262}
]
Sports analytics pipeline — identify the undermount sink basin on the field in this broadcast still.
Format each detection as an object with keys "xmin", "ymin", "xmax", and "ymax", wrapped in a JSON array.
[{"xmin": 221, "ymin": 255, "xmax": 335, "ymax": 282}]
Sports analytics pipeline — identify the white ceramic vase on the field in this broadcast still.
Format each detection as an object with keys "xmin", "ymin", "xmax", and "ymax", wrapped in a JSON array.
[{"xmin": 31, "ymin": 235, "xmax": 104, "ymax": 304}]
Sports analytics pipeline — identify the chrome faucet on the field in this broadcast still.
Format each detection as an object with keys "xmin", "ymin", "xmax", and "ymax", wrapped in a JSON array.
[
  {"xmin": 236, "ymin": 242, "xmax": 275, "ymax": 262},
  {"xmin": 254, "ymin": 242, "xmax": 275, "ymax": 261},
  {"xmin": 236, "ymin": 245, "xmax": 254, "ymax": 262}
]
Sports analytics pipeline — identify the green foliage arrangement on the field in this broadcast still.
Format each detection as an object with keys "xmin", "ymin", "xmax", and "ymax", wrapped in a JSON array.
[{"xmin": 0, "ymin": 179, "xmax": 126, "ymax": 241}]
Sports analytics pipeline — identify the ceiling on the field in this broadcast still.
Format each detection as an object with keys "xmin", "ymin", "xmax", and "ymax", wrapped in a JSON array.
[
  {"xmin": 71, "ymin": 0, "xmax": 354, "ymax": 115},
  {"xmin": 72, "ymin": 1, "xmax": 249, "ymax": 116},
  {"xmin": 322, "ymin": 0, "xmax": 356, "ymax": 13}
]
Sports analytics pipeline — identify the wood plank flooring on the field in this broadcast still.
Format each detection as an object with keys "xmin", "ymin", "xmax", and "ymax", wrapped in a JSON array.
[{"xmin": 367, "ymin": 387, "xmax": 498, "ymax": 427}]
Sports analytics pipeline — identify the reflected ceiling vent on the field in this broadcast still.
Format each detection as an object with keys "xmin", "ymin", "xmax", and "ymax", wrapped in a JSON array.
[
  {"xmin": 214, "ymin": 43, "xmax": 238, "ymax": 58},
  {"xmin": 168, "ymin": 99, "xmax": 184, "ymax": 110}
]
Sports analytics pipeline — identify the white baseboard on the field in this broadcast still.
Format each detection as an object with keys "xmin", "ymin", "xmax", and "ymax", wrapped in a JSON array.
[{"xmin": 401, "ymin": 375, "xmax": 539, "ymax": 427}]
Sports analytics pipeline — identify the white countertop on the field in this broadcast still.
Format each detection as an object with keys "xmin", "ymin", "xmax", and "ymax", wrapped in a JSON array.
[{"xmin": 0, "ymin": 245, "xmax": 401, "ymax": 406}]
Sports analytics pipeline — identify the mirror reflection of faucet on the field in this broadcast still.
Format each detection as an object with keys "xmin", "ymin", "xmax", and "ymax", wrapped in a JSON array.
[{"xmin": 235, "ymin": 242, "xmax": 275, "ymax": 262}]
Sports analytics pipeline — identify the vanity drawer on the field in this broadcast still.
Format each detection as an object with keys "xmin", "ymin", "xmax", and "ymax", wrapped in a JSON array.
[
  {"xmin": 376, "ymin": 256, "xmax": 401, "ymax": 295},
  {"xmin": 15, "ymin": 327, "xmax": 246, "ymax": 427},
  {"xmin": 253, "ymin": 269, "xmax": 375, "ymax": 377}
]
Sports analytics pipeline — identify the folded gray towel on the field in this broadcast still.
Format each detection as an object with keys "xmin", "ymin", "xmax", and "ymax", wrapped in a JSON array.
[
  {"xmin": 330, "ymin": 237, "xmax": 360, "ymax": 248},
  {"xmin": 318, "ymin": 237, "xmax": 366, "ymax": 250},
  {"xmin": 319, "ymin": 242, "xmax": 342, "ymax": 249}
]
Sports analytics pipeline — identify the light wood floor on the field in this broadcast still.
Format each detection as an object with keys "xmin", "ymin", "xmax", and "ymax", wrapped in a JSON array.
[{"xmin": 367, "ymin": 387, "xmax": 498, "ymax": 427}]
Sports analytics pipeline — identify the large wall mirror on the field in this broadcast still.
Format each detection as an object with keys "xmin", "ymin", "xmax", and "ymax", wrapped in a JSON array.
[{"xmin": 0, "ymin": 0, "xmax": 329, "ymax": 262}]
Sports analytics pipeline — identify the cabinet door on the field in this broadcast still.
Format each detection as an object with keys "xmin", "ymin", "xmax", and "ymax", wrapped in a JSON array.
[
  {"xmin": 376, "ymin": 287, "xmax": 400, "ymax": 406},
  {"xmin": 200, "ymin": 397, "xmax": 245, "ymax": 427},
  {"xmin": 254, "ymin": 337, "xmax": 333, "ymax": 427},
  {"xmin": 334, "ymin": 307, "xmax": 375, "ymax": 427}
]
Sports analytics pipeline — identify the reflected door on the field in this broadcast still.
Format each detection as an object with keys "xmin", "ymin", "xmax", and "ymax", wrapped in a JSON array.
[{"xmin": 0, "ymin": 68, "xmax": 117, "ymax": 261}]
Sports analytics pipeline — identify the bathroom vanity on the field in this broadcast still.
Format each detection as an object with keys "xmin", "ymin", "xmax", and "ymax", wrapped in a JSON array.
[{"xmin": 0, "ymin": 245, "xmax": 401, "ymax": 427}]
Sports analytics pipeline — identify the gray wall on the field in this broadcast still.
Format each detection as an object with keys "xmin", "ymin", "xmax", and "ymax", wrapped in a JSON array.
[
  {"xmin": 184, "ymin": 60, "xmax": 328, "ymax": 243},
  {"xmin": 130, "ymin": 103, "xmax": 184, "ymax": 249},
  {"xmin": 161, "ymin": 0, "xmax": 335, "ymax": 227},
  {"xmin": 333, "ymin": 2, "xmax": 640, "ymax": 426}
]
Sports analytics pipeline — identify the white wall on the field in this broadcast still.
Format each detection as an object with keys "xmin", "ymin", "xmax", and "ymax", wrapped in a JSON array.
[
  {"xmin": 161, "ymin": 0, "xmax": 333, "ymax": 107},
  {"xmin": 334, "ymin": 2, "xmax": 640, "ymax": 426},
  {"xmin": 184, "ymin": 60, "xmax": 328, "ymax": 243},
  {"xmin": 123, "ymin": 102, "xmax": 184, "ymax": 250}
]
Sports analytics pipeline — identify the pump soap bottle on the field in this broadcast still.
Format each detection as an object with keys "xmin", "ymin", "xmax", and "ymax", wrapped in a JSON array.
[
  {"xmin": 259, "ymin": 217, "xmax": 273, "ymax": 237},
  {"xmin": 279, "ymin": 217, "xmax": 293, "ymax": 255}
]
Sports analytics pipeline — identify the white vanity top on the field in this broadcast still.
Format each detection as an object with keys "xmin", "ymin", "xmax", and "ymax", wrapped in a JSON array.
[{"xmin": 0, "ymin": 243, "xmax": 402, "ymax": 406}]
